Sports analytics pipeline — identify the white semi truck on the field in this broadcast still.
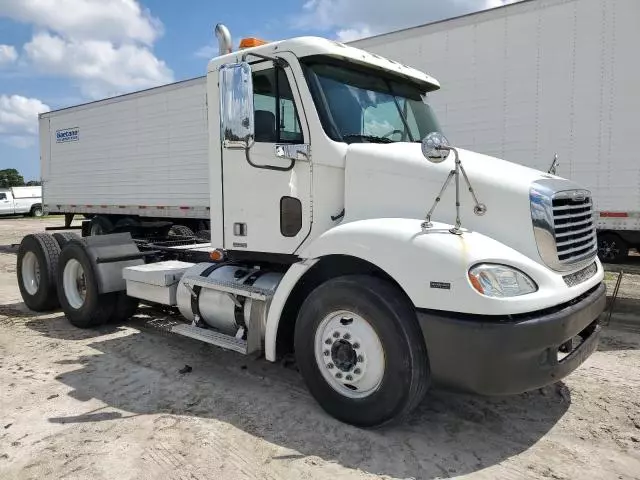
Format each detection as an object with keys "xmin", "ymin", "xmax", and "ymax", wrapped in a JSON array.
[
  {"xmin": 351, "ymin": 0, "xmax": 640, "ymax": 263},
  {"xmin": 17, "ymin": 26, "xmax": 605, "ymax": 426},
  {"xmin": 0, "ymin": 186, "xmax": 43, "ymax": 217}
]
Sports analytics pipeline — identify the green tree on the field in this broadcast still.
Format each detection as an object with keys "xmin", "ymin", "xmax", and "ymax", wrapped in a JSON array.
[
  {"xmin": 0, "ymin": 169, "xmax": 25, "ymax": 188},
  {"xmin": 25, "ymin": 180, "xmax": 41, "ymax": 186}
]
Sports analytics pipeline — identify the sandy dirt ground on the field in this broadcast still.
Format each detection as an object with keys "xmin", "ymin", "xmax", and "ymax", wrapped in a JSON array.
[{"xmin": 1, "ymin": 217, "xmax": 639, "ymax": 480}]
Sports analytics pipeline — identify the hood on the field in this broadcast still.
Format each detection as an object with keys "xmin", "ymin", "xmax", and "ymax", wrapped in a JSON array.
[{"xmin": 343, "ymin": 142, "xmax": 565, "ymax": 266}]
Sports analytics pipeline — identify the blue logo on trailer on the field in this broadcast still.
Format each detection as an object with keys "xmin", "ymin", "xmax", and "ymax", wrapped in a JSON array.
[{"xmin": 56, "ymin": 128, "xmax": 79, "ymax": 143}]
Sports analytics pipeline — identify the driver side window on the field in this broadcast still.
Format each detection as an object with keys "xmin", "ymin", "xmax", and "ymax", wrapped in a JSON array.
[
  {"xmin": 0, "ymin": 193, "xmax": 6, "ymax": 200},
  {"xmin": 253, "ymin": 67, "xmax": 303, "ymax": 144}
]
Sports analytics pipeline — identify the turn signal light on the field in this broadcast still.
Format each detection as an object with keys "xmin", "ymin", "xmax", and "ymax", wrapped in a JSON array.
[
  {"xmin": 210, "ymin": 249, "xmax": 225, "ymax": 262},
  {"xmin": 239, "ymin": 37, "xmax": 269, "ymax": 49}
]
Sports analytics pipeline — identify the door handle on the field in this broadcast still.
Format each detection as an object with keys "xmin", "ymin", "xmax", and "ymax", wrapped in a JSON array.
[{"xmin": 275, "ymin": 144, "xmax": 310, "ymax": 161}]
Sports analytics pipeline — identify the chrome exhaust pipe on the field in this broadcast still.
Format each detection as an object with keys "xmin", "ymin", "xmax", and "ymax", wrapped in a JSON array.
[{"xmin": 215, "ymin": 24, "xmax": 232, "ymax": 56}]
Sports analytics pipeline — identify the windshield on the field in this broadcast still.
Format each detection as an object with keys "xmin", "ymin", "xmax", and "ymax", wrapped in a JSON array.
[{"xmin": 301, "ymin": 57, "xmax": 442, "ymax": 144}]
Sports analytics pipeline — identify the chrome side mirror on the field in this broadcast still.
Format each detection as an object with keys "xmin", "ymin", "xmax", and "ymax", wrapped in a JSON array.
[
  {"xmin": 421, "ymin": 132, "xmax": 450, "ymax": 163},
  {"xmin": 220, "ymin": 62, "xmax": 254, "ymax": 149}
]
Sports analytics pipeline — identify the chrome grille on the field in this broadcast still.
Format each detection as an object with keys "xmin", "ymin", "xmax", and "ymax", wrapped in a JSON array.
[
  {"xmin": 552, "ymin": 192, "xmax": 597, "ymax": 265},
  {"xmin": 530, "ymin": 180, "xmax": 598, "ymax": 272}
]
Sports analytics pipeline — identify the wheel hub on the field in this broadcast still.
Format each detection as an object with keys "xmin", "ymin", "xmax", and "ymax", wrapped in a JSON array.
[
  {"xmin": 314, "ymin": 310, "xmax": 385, "ymax": 399},
  {"xmin": 331, "ymin": 339, "xmax": 357, "ymax": 372}
]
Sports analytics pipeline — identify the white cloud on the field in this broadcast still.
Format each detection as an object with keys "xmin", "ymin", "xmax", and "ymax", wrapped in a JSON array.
[
  {"xmin": 0, "ymin": 95, "xmax": 50, "ymax": 148},
  {"xmin": 336, "ymin": 26, "xmax": 373, "ymax": 42},
  {"xmin": 0, "ymin": 44, "xmax": 18, "ymax": 65},
  {"xmin": 24, "ymin": 32, "xmax": 173, "ymax": 99},
  {"xmin": 0, "ymin": 0, "xmax": 172, "ymax": 99},
  {"xmin": 296, "ymin": 0, "xmax": 519, "ymax": 40},
  {"xmin": 0, "ymin": 0, "xmax": 161, "ymax": 45}
]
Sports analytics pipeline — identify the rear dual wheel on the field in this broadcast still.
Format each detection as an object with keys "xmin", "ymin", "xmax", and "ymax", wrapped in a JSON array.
[
  {"xmin": 17, "ymin": 234, "xmax": 61, "ymax": 311},
  {"xmin": 57, "ymin": 241, "xmax": 138, "ymax": 328}
]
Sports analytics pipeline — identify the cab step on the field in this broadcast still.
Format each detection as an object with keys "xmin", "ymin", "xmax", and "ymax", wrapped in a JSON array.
[{"xmin": 171, "ymin": 323, "xmax": 248, "ymax": 354}]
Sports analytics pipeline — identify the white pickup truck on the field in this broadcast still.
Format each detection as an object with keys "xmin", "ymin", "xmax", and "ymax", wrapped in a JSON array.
[{"xmin": 0, "ymin": 186, "xmax": 43, "ymax": 217}]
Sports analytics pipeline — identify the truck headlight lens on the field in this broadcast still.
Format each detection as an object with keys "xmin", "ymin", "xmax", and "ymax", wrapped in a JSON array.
[{"xmin": 468, "ymin": 264, "xmax": 537, "ymax": 297}]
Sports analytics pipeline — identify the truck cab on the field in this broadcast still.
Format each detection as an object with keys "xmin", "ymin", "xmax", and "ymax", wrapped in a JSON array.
[{"xmin": 16, "ymin": 26, "xmax": 605, "ymax": 427}]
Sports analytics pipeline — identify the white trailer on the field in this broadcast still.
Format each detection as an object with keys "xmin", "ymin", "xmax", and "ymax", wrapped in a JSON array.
[
  {"xmin": 0, "ymin": 186, "xmax": 43, "ymax": 217},
  {"xmin": 39, "ymin": 77, "xmax": 210, "ymax": 236},
  {"xmin": 351, "ymin": 0, "xmax": 640, "ymax": 262},
  {"xmin": 17, "ymin": 25, "xmax": 605, "ymax": 427}
]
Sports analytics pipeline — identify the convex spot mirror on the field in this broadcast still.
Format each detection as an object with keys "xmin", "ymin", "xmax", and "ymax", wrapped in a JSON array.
[
  {"xmin": 421, "ymin": 132, "xmax": 450, "ymax": 163},
  {"xmin": 220, "ymin": 62, "xmax": 255, "ymax": 149}
]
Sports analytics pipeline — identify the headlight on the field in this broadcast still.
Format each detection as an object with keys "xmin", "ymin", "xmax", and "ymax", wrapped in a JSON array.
[{"xmin": 468, "ymin": 264, "xmax": 538, "ymax": 298}]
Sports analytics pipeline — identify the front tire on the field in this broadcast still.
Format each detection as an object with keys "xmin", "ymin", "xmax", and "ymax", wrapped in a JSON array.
[
  {"xmin": 597, "ymin": 232, "xmax": 628, "ymax": 263},
  {"xmin": 294, "ymin": 275, "xmax": 429, "ymax": 427},
  {"xmin": 57, "ymin": 241, "xmax": 116, "ymax": 328}
]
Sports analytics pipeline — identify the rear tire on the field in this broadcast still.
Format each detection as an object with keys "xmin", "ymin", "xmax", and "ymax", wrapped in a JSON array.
[
  {"xmin": 17, "ymin": 234, "xmax": 61, "ymax": 311},
  {"xmin": 89, "ymin": 215, "xmax": 113, "ymax": 236},
  {"xmin": 31, "ymin": 205, "xmax": 44, "ymax": 218},
  {"xmin": 52, "ymin": 232, "xmax": 80, "ymax": 249},
  {"xmin": 294, "ymin": 275, "xmax": 429, "ymax": 427},
  {"xmin": 169, "ymin": 225, "xmax": 194, "ymax": 237},
  {"xmin": 195, "ymin": 229, "xmax": 211, "ymax": 240},
  {"xmin": 57, "ymin": 241, "xmax": 116, "ymax": 328},
  {"xmin": 597, "ymin": 232, "xmax": 628, "ymax": 263},
  {"xmin": 110, "ymin": 293, "xmax": 139, "ymax": 323}
]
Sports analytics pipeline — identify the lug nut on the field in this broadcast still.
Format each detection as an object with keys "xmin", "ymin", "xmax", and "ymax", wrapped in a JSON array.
[
  {"xmin": 343, "ymin": 333, "xmax": 351, "ymax": 340},
  {"xmin": 354, "ymin": 368, "xmax": 361, "ymax": 375},
  {"xmin": 333, "ymin": 332, "xmax": 340, "ymax": 338},
  {"xmin": 325, "ymin": 338, "xmax": 332, "ymax": 345},
  {"xmin": 327, "ymin": 363, "xmax": 334, "ymax": 369},
  {"xmin": 357, "ymin": 355, "xmax": 364, "ymax": 362},
  {"xmin": 323, "ymin": 350, "xmax": 330, "ymax": 356},
  {"xmin": 335, "ymin": 373, "xmax": 342, "ymax": 379},
  {"xmin": 352, "ymin": 342, "xmax": 360, "ymax": 349},
  {"xmin": 346, "ymin": 375, "xmax": 353, "ymax": 381}
]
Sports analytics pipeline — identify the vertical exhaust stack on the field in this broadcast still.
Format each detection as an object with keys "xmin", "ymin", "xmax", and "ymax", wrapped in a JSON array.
[{"xmin": 215, "ymin": 24, "xmax": 233, "ymax": 56}]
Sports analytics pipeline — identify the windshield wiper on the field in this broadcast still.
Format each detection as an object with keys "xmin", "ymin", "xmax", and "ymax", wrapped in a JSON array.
[{"xmin": 342, "ymin": 134, "xmax": 394, "ymax": 144}]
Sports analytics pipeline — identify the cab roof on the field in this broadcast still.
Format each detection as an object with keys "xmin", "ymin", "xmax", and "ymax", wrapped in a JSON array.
[{"xmin": 207, "ymin": 36, "xmax": 440, "ymax": 91}]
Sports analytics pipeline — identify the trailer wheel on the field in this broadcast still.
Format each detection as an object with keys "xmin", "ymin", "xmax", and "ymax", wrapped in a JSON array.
[
  {"xmin": 52, "ymin": 232, "xmax": 80, "ymax": 249},
  {"xmin": 57, "ymin": 242, "xmax": 116, "ymax": 328},
  {"xmin": 17, "ymin": 234, "xmax": 61, "ymax": 311},
  {"xmin": 195, "ymin": 229, "xmax": 211, "ymax": 240},
  {"xmin": 294, "ymin": 275, "xmax": 429, "ymax": 427},
  {"xmin": 169, "ymin": 225, "xmax": 194, "ymax": 237},
  {"xmin": 110, "ymin": 293, "xmax": 139, "ymax": 323},
  {"xmin": 597, "ymin": 232, "xmax": 628, "ymax": 263},
  {"xmin": 30, "ymin": 205, "xmax": 44, "ymax": 218},
  {"xmin": 89, "ymin": 215, "xmax": 113, "ymax": 236}
]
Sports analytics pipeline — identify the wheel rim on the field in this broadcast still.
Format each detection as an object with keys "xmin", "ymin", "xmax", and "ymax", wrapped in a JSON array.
[
  {"xmin": 314, "ymin": 310, "xmax": 385, "ymax": 399},
  {"xmin": 21, "ymin": 251, "xmax": 41, "ymax": 296},
  {"xmin": 598, "ymin": 238, "xmax": 619, "ymax": 261},
  {"xmin": 63, "ymin": 259, "xmax": 87, "ymax": 309},
  {"xmin": 34, "ymin": 208, "xmax": 43, "ymax": 217}
]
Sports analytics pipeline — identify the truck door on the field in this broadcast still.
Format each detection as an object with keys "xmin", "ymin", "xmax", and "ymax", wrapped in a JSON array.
[
  {"xmin": 0, "ymin": 191, "xmax": 12, "ymax": 215},
  {"xmin": 221, "ymin": 61, "xmax": 312, "ymax": 255}
]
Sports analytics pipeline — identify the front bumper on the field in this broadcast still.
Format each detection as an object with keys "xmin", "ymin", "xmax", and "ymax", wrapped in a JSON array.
[{"xmin": 417, "ymin": 282, "xmax": 606, "ymax": 395}]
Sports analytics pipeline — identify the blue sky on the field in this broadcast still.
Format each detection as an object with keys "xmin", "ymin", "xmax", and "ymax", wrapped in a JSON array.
[{"xmin": 0, "ymin": 0, "xmax": 512, "ymax": 180}]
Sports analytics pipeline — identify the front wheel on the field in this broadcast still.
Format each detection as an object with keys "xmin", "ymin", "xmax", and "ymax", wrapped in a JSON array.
[
  {"xmin": 294, "ymin": 276, "xmax": 429, "ymax": 427},
  {"xmin": 597, "ymin": 232, "xmax": 628, "ymax": 263}
]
